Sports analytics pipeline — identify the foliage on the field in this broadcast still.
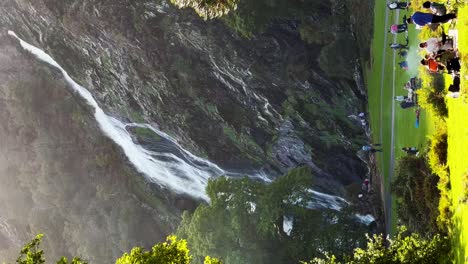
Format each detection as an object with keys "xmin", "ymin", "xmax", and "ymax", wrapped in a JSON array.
[
  {"xmin": 309, "ymin": 226, "xmax": 451, "ymax": 264},
  {"xmin": 177, "ymin": 167, "xmax": 367, "ymax": 263},
  {"xmin": 204, "ymin": 256, "xmax": 222, "ymax": 264},
  {"xmin": 16, "ymin": 235, "xmax": 46, "ymax": 264},
  {"xmin": 462, "ymin": 172, "xmax": 468, "ymax": 204},
  {"xmin": 16, "ymin": 234, "xmax": 221, "ymax": 264},
  {"xmin": 392, "ymin": 155, "xmax": 441, "ymax": 235},
  {"xmin": 427, "ymin": 125, "xmax": 452, "ymax": 231},
  {"xmin": 116, "ymin": 235, "xmax": 191, "ymax": 264},
  {"xmin": 416, "ymin": 71, "xmax": 448, "ymax": 118},
  {"xmin": 169, "ymin": 0, "xmax": 239, "ymax": 20},
  {"xmin": 16, "ymin": 234, "xmax": 87, "ymax": 264},
  {"xmin": 221, "ymin": 0, "xmax": 331, "ymax": 38}
]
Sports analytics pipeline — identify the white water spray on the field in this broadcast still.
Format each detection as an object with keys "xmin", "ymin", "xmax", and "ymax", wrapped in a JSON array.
[{"xmin": 307, "ymin": 190, "xmax": 350, "ymax": 211}]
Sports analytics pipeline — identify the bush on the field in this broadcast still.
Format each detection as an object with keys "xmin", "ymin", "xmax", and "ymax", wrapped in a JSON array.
[
  {"xmin": 427, "ymin": 125, "xmax": 452, "ymax": 232},
  {"xmin": 392, "ymin": 156, "xmax": 441, "ymax": 235},
  {"xmin": 169, "ymin": 0, "xmax": 239, "ymax": 19},
  {"xmin": 309, "ymin": 226, "xmax": 451, "ymax": 264},
  {"xmin": 417, "ymin": 71, "xmax": 448, "ymax": 118}
]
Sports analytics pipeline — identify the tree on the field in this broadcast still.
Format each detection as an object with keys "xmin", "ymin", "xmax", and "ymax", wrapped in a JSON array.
[
  {"xmin": 309, "ymin": 226, "xmax": 451, "ymax": 264},
  {"xmin": 392, "ymin": 156, "xmax": 441, "ymax": 235},
  {"xmin": 116, "ymin": 235, "xmax": 191, "ymax": 264},
  {"xmin": 177, "ymin": 167, "xmax": 368, "ymax": 263},
  {"xmin": 15, "ymin": 234, "xmax": 220, "ymax": 264},
  {"xmin": 16, "ymin": 234, "xmax": 87, "ymax": 264},
  {"xmin": 169, "ymin": 0, "xmax": 239, "ymax": 19}
]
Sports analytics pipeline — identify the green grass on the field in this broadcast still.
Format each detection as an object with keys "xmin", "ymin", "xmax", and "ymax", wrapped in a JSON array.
[
  {"xmin": 447, "ymin": 5, "xmax": 468, "ymax": 263},
  {"xmin": 366, "ymin": 3, "xmax": 436, "ymax": 234}
]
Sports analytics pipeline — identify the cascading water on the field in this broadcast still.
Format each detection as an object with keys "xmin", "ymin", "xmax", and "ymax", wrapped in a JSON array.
[{"xmin": 8, "ymin": 31, "xmax": 356, "ymax": 210}]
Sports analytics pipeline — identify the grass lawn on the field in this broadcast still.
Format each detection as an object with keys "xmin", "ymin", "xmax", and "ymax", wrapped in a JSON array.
[
  {"xmin": 366, "ymin": 2, "xmax": 436, "ymax": 235},
  {"xmin": 447, "ymin": 4, "xmax": 468, "ymax": 263},
  {"xmin": 368, "ymin": 0, "xmax": 467, "ymax": 261}
]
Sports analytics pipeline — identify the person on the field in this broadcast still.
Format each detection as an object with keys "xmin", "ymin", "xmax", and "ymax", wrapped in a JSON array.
[
  {"xmin": 389, "ymin": 23, "xmax": 408, "ymax": 34},
  {"xmin": 420, "ymin": 58, "xmax": 443, "ymax": 73},
  {"xmin": 390, "ymin": 42, "xmax": 409, "ymax": 50},
  {"xmin": 362, "ymin": 144, "xmax": 383, "ymax": 153},
  {"xmin": 402, "ymin": 147, "xmax": 419, "ymax": 155},
  {"xmin": 399, "ymin": 61, "xmax": 408, "ymax": 70},
  {"xmin": 447, "ymin": 75, "xmax": 461, "ymax": 98},
  {"xmin": 388, "ymin": 1, "xmax": 410, "ymax": 10},
  {"xmin": 361, "ymin": 179, "xmax": 371, "ymax": 193},
  {"xmin": 403, "ymin": 81, "xmax": 414, "ymax": 92},
  {"xmin": 419, "ymin": 37, "xmax": 453, "ymax": 54},
  {"xmin": 394, "ymin": 95, "xmax": 409, "ymax": 102},
  {"xmin": 407, "ymin": 12, "xmax": 456, "ymax": 27},
  {"xmin": 390, "ymin": 37, "xmax": 409, "ymax": 50},
  {"xmin": 422, "ymin": 1, "xmax": 446, "ymax": 16},
  {"xmin": 435, "ymin": 50, "xmax": 460, "ymax": 73}
]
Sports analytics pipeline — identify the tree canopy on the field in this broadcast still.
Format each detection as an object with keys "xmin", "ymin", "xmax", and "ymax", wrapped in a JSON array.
[
  {"xmin": 14, "ymin": 234, "xmax": 220, "ymax": 264},
  {"xmin": 177, "ymin": 167, "xmax": 367, "ymax": 263},
  {"xmin": 169, "ymin": 0, "xmax": 239, "ymax": 19},
  {"xmin": 392, "ymin": 155, "xmax": 441, "ymax": 235},
  {"xmin": 310, "ymin": 226, "xmax": 450, "ymax": 264}
]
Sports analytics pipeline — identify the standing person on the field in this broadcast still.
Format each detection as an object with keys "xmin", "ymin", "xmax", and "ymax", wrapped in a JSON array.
[
  {"xmin": 388, "ymin": 1, "xmax": 410, "ymax": 10},
  {"xmin": 390, "ymin": 37, "xmax": 409, "ymax": 50},
  {"xmin": 422, "ymin": 1, "xmax": 446, "ymax": 16},
  {"xmin": 407, "ymin": 12, "xmax": 456, "ymax": 27},
  {"xmin": 402, "ymin": 147, "xmax": 418, "ymax": 155},
  {"xmin": 362, "ymin": 144, "xmax": 383, "ymax": 153},
  {"xmin": 435, "ymin": 50, "xmax": 460, "ymax": 73}
]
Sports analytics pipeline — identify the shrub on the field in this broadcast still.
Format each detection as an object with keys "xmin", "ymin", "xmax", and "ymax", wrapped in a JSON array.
[
  {"xmin": 427, "ymin": 125, "xmax": 452, "ymax": 232},
  {"xmin": 392, "ymin": 156, "xmax": 441, "ymax": 235},
  {"xmin": 417, "ymin": 70, "xmax": 448, "ymax": 118}
]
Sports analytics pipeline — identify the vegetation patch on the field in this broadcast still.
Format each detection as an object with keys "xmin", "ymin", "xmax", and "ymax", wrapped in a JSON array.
[{"xmin": 392, "ymin": 155, "xmax": 442, "ymax": 235}]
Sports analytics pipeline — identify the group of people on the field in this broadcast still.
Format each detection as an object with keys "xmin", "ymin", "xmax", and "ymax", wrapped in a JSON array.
[
  {"xmin": 391, "ymin": 1, "xmax": 461, "ymax": 98},
  {"xmin": 419, "ymin": 32, "xmax": 459, "ymax": 75},
  {"xmin": 396, "ymin": 77, "xmax": 421, "ymax": 109},
  {"xmin": 406, "ymin": 2, "xmax": 455, "ymax": 27}
]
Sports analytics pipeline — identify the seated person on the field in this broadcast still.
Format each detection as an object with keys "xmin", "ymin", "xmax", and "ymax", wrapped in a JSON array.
[
  {"xmin": 435, "ymin": 50, "xmax": 460, "ymax": 73},
  {"xmin": 420, "ymin": 58, "xmax": 442, "ymax": 73},
  {"xmin": 423, "ymin": 1, "xmax": 446, "ymax": 16},
  {"xmin": 388, "ymin": 1, "xmax": 410, "ymax": 10},
  {"xmin": 419, "ymin": 37, "xmax": 453, "ymax": 54},
  {"xmin": 402, "ymin": 147, "xmax": 419, "ymax": 155},
  {"xmin": 395, "ymin": 95, "xmax": 412, "ymax": 102},
  {"xmin": 404, "ymin": 81, "xmax": 413, "ymax": 92},
  {"xmin": 447, "ymin": 75, "xmax": 461, "ymax": 98}
]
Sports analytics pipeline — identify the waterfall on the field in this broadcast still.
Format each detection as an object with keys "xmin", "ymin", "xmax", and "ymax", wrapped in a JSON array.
[
  {"xmin": 307, "ymin": 190, "xmax": 350, "ymax": 211},
  {"xmin": 8, "ymin": 31, "xmax": 354, "ymax": 210}
]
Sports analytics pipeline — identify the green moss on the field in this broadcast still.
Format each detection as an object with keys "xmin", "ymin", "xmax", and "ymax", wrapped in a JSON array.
[
  {"xmin": 299, "ymin": 23, "xmax": 335, "ymax": 45},
  {"xmin": 131, "ymin": 127, "xmax": 162, "ymax": 142},
  {"xmin": 128, "ymin": 110, "xmax": 146, "ymax": 123},
  {"xmin": 195, "ymin": 98, "xmax": 220, "ymax": 117},
  {"xmin": 223, "ymin": 125, "xmax": 263, "ymax": 163},
  {"xmin": 222, "ymin": 0, "xmax": 330, "ymax": 38}
]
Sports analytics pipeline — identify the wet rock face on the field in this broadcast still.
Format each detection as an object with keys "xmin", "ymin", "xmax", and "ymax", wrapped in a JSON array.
[
  {"xmin": 0, "ymin": 37, "xmax": 184, "ymax": 262},
  {"xmin": 0, "ymin": 0, "xmax": 369, "ymax": 181}
]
